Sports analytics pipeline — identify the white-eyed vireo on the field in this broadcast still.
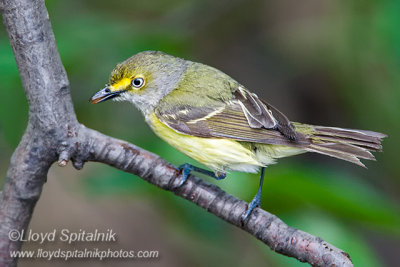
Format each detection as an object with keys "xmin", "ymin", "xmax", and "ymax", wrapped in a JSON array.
[{"xmin": 90, "ymin": 51, "xmax": 386, "ymax": 220}]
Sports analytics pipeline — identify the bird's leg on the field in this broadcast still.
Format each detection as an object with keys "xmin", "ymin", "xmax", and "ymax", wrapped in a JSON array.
[
  {"xmin": 178, "ymin": 163, "xmax": 226, "ymax": 187},
  {"xmin": 241, "ymin": 167, "xmax": 265, "ymax": 222}
]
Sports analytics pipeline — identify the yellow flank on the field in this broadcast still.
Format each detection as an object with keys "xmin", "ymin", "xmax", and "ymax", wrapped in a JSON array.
[
  {"xmin": 147, "ymin": 112, "xmax": 263, "ymax": 173},
  {"xmin": 110, "ymin": 78, "xmax": 131, "ymax": 91}
]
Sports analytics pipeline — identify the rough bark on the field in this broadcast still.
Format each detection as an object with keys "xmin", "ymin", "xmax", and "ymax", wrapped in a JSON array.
[{"xmin": 0, "ymin": 0, "xmax": 353, "ymax": 266}]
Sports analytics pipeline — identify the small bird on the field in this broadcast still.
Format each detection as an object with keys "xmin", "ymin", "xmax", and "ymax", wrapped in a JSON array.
[{"xmin": 90, "ymin": 51, "xmax": 386, "ymax": 221}]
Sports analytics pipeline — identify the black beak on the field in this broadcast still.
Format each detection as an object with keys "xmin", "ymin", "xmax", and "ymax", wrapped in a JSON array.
[{"xmin": 89, "ymin": 87, "xmax": 121, "ymax": 104}]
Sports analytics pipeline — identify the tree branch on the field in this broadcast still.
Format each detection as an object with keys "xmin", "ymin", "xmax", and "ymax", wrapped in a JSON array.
[{"xmin": 0, "ymin": 0, "xmax": 353, "ymax": 266}]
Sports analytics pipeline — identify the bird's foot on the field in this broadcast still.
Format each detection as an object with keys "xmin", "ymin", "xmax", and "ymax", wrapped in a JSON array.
[
  {"xmin": 178, "ymin": 163, "xmax": 192, "ymax": 187},
  {"xmin": 241, "ymin": 193, "xmax": 261, "ymax": 223}
]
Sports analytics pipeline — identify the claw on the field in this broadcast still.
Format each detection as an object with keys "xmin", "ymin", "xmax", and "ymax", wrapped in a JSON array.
[
  {"xmin": 241, "ymin": 193, "xmax": 261, "ymax": 222},
  {"xmin": 177, "ymin": 163, "xmax": 191, "ymax": 187}
]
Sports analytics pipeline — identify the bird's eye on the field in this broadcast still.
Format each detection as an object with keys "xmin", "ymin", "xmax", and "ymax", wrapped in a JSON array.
[{"xmin": 131, "ymin": 77, "xmax": 145, "ymax": 88}]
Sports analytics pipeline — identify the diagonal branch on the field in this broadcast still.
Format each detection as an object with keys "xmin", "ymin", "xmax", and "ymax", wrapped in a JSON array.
[
  {"xmin": 80, "ymin": 126, "xmax": 353, "ymax": 266},
  {"xmin": 0, "ymin": 0, "xmax": 353, "ymax": 266}
]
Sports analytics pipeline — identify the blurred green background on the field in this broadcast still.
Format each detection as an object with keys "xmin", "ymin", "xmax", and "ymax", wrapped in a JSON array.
[{"xmin": 1, "ymin": 0, "xmax": 400, "ymax": 266}]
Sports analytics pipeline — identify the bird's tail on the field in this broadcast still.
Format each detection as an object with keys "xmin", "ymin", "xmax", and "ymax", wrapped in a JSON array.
[{"xmin": 293, "ymin": 123, "xmax": 387, "ymax": 167}]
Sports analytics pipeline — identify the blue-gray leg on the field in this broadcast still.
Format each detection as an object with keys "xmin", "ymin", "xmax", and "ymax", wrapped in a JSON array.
[
  {"xmin": 241, "ymin": 167, "xmax": 265, "ymax": 222},
  {"xmin": 178, "ymin": 163, "xmax": 226, "ymax": 187}
]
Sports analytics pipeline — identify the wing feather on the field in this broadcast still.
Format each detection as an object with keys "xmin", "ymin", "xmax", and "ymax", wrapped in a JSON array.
[
  {"xmin": 234, "ymin": 87, "xmax": 277, "ymax": 128},
  {"xmin": 155, "ymin": 101, "xmax": 308, "ymax": 147}
]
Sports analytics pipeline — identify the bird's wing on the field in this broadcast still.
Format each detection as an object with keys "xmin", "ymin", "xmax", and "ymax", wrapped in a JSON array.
[
  {"xmin": 234, "ymin": 87, "xmax": 298, "ymax": 140},
  {"xmin": 155, "ymin": 87, "xmax": 308, "ymax": 146}
]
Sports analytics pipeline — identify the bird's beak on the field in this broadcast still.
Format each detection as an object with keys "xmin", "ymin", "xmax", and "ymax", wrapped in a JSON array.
[{"xmin": 89, "ymin": 86, "xmax": 121, "ymax": 104}]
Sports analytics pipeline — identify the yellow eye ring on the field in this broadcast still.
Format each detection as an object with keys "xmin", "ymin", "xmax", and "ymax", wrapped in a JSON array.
[{"xmin": 131, "ymin": 77, "xmax": 145, "ymax": 88}]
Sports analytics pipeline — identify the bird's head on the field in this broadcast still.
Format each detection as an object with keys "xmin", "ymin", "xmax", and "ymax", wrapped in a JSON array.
[{"xmin": 90, "ymin": 51, "xmax": 188, "ymax": 115}]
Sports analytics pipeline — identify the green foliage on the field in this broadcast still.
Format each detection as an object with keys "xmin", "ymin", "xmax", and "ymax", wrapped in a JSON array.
[{"xmin": 263, "ymin": 165, "xmax": 400, "ymax": 235}]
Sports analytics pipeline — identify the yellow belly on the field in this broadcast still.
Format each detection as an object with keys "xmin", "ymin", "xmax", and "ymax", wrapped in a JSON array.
[{"xmin": 147, "ymin": 113, "xmax": 263, "ymax": 173}]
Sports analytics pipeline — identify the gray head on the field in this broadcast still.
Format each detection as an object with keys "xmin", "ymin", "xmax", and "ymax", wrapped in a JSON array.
[{"xmin": 90, "ymin": 51, "xmax": 188, "ymax": 115}]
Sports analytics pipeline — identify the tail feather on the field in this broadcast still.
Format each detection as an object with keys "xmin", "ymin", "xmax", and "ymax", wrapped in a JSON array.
[
  {"xmin": 293, "ymin": 123, "xmax": 387, "ymax": 167},
  {"xmin": 311, "ymin": 143, "xmax": 375, "ymax": 160},
  {"xmin": 314, "ymin": 126, "xmax": 385, "ymax": 151},
  {"xmin": 307, "ymin": 144, "xmax": 366, "ymax": 167},
  {"xmin": 308, "ymin": 134, "xmax": 382, "ymax": 151}
]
